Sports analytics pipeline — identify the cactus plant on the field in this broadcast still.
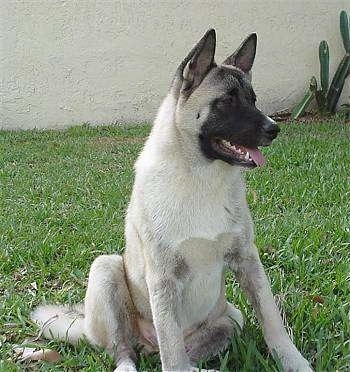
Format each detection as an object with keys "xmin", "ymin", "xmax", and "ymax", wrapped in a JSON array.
[
  {"xmin": 340, "ymin": 9, "xmax": 350, "ymax": 52},
  {"xmin": 319, "ymin": 40, "xmax": 329, "ymax": 93},
  {"xmin": 291, "ymin": 10, "xmax": 350, "ymax": 120},
  {"xmin": 316, "ymin": 40, "xmax": 330, "ymax": 113},
  {"xmin": 339, "ymin": 102, "xmax": 350, "ymax": 120},
  {"xmin": 326, "ymin": 53, "xmax": 350, "ymax": 113},
  {"xmin": 291, "ymin": 77, "xmax": 317, "ymax": 119}
]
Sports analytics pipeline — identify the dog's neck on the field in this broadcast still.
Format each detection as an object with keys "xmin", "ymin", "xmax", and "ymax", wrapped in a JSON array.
[{"xmin": 143, "ymin": 93, "xmax": 242, "ymax": 188}]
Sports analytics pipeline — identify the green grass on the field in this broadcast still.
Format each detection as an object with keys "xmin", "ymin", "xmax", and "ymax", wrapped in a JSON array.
[{"xmin": 0, "ymin": 121, "xmax": 349, "ymax": 371}]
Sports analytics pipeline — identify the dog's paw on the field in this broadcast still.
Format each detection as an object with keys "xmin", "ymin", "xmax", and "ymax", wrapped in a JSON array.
[
  {"xmin": 114, "ymin": 358, "xmax": 137, "ymax": 372},
  {"xmin": 279, "ymin": 353, "xmax": 313, "ymax": 372},
  {"xmin": 271, "ymin": 342, "xmax": 313, "ymax": 372},
  {"xmin": 295, "ymin": 367, "xmax": 313, "ymax": 372},
  {"xmin": 288, "ymin": 358, "xmax": 313, "ymax": 372}
]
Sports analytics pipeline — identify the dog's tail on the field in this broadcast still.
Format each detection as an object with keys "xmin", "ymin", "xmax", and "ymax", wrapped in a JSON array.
[{"xmin": 31, "ymin": 303, "xmax": 85, "ymax": 345}]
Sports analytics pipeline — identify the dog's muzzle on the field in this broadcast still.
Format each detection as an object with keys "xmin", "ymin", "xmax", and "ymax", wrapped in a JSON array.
[{"xmin": 259, "ymin": 116, "xmax": 280, "ymax": 146}]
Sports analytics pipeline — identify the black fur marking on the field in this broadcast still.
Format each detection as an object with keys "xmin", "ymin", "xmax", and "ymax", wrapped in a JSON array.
[
  {"xmin": 199, "ymin": 67, "xmax": 279, "ymax": 166},
  {"xmin": 174, "ymin": 255, "xmax": 190, "ymax": 279},
  {"xmin": 187, "ymin": 319, "xmax": 234, "ymax": 364},
  {"xmin": 224, "ymin": 251, "xmax": 242, "ymax": 267}
]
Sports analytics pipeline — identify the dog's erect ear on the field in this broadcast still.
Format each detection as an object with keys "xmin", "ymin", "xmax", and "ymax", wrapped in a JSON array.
[
  {"xmin": 222, "ymin": 33, "xmax": 257, "ymax": 73},
  {"xmin": 179, "ymin": 29, "xmax": 216, "ymax": 93}
]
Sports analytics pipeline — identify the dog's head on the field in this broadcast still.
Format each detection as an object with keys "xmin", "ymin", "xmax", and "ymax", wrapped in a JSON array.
[{"xmin": 172, "ymin": 29, "xmax": 279, "ymax": 168}]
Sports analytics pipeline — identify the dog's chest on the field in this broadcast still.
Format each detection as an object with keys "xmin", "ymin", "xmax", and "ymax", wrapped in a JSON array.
[
  {"xmin": 171, "ymin": 201, "xmax": 232, "ymax": 242},
  {"xmin": 145, "ymin": 174, "xmax": 246, "ymax": 245},
  {"xmin": 158, "ymin": 178, "xmax": 250, "ymax": 327},
  {"xmin": 174, "ymin": 235, "xmax": 226, "ymax": 328}
]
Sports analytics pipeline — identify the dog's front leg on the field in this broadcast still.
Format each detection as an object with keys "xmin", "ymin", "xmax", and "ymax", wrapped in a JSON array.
[
  {"xmin": 145, "ymin": 256, "xmax": 190, "ymax": 371},
  {"xmin": 227, "ymin": 246, "xmax": 312, "ymax": 372}
]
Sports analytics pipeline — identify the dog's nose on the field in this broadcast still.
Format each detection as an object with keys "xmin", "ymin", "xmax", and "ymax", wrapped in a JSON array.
[{"xmin": 262, "ymin": 116, "xmax": 280, "ymax": 138}]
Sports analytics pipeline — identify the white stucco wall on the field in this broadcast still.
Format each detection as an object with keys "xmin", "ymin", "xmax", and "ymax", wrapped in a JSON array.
[{"xmin": 1, "ymin": 0, "xmax": 349, "ymax": 130}]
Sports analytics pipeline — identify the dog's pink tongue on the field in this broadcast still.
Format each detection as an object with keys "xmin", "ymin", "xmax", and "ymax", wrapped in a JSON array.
[{"xmin": 247, "ymin": 148, "xmax": 266, "ymax": 166}]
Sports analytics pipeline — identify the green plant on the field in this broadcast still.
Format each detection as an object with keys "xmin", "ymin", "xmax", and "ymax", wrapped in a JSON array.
[
  {"xmin": 338, "ymin": 102, "xmax": 350, "ymax": 119},
  {"xmin": 292, "ymin": 10, "xmax": 350, "ymax": 120}
]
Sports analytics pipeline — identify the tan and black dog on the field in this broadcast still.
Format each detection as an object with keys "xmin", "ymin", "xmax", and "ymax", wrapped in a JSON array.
[{"xmin": 32, "ymin": 30, "xmax": 312, "ymax": 372}]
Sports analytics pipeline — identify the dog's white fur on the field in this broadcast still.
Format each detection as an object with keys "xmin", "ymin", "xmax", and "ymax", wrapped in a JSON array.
[{"xmin": 32, "ymin": 31, "xmax": 312, "ymax": 372}]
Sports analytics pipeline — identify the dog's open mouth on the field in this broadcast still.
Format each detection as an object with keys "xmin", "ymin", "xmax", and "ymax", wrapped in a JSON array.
[{"xmin": 212, "ymin": 138, "xmax": 266, "ymax": 167}]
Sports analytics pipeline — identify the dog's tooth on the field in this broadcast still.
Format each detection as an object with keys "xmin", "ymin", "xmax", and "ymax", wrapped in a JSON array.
[{"xmin": 245, "ymin": 152, "xmax": 250, "ymax": 160}]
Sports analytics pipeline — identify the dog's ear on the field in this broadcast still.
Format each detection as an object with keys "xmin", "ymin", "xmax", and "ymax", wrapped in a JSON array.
[
  {"xmin": 178, "ymin": 29, "xmax": 216, "ymax": 94},
  {"xmin": 222, "ymin": 33, "xmax": 257, "ymax": 73}
]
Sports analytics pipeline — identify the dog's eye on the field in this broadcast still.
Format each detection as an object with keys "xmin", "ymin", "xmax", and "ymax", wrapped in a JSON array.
[
  {"xmin": 219, "ymin": 95, "xmax": 236, "ymax": 106},
  {"xmin": 196, "ymin": 112, "xmax": 200, "ymax": 119},
  {"xmin": 228, "ymin": 88, "xmax": 238, "ymax": 97},
  {"xmin": 223, "ymin": 96, "xmax": 233, "ymax": 104}
]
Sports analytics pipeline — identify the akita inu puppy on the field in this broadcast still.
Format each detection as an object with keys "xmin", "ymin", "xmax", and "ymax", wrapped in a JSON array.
[{"xmin": 32, "ymin": 30, "xmax": 312, "ymax": 372}]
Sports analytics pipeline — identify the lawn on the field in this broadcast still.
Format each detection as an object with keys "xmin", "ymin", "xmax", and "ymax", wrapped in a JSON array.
[{"xmin": 0, "ymin": 120, "xmax": 349, "ymax": 371}]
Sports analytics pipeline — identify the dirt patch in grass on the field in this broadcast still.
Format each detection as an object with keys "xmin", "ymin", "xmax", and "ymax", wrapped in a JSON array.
[{"xmin": 270, "ymin": 110, "xmax": 350, "ymax": 124}]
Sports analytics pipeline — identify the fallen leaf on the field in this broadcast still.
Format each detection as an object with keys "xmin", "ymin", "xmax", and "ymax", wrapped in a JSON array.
[
  {"xmin": 311, "ymin": 295, "xmax": 325, "ymax": 304},
  {"xmin": 251, "ymin": 190, "xmax": 258, "ymax": 203},
  {"xmin": 13, "ymin": 346, "xmax": 61, "ymax": 362},
  {"xmin": 28, "ymin": 281, "xmax": 38, "ymax": 296},
  {"xmin": 264, "ymin": 245, "xmax": 275, "ymax": 254},
  {"xmin": 13, "ymin": 268, "xmax": 28, "ymax": 281},
  {"xmin": 13, "ymin": 272, "xmax": 23, "ymax": 281},
  {"xmin": 51, "ymin": 279, "xmax": 62, "ymax": 289}
]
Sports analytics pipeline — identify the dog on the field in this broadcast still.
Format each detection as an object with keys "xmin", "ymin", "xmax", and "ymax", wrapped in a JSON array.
[{"xmin": 32, "ymin": 29, "xmax": 312, "ymax": 372}]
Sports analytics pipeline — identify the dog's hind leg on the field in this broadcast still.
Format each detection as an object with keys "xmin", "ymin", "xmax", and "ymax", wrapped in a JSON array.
[
  {"xmin": 185, "ymin": 302, "xmax": 244, "ymax": 365},
  {"xmin": 84, "ymin": 254, "xmax": 137, "ymax": 371}
]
